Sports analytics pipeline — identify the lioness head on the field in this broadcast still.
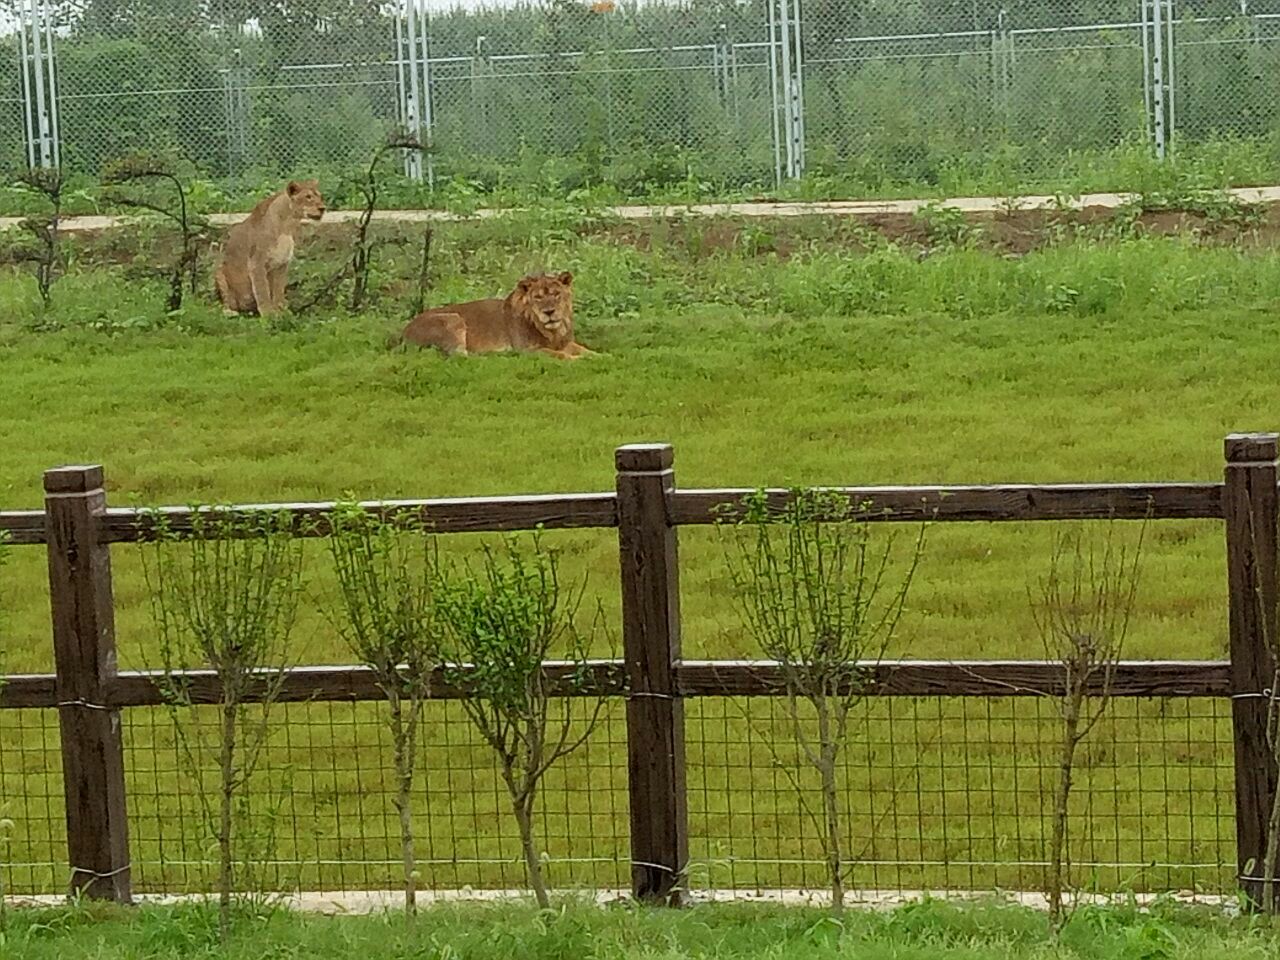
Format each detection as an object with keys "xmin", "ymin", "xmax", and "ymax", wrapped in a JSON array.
[
  {"xmin": 286, "ymin": 179, "xmax": 326, "ymax": 221},
  {"xmin": 514, "ymin": 271, "xmax": 574, "ymax": 341}
]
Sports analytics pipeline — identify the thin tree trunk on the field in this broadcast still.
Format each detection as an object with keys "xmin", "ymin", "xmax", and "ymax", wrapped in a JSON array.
[
  {"xmin": 819, "ymin": 753, "xmax": 844, "ymax": 915},
  {"xmin": 815, "ymin": 700, "xmax": 844, "ymax": 914},
  {"xmin": 1263, "ymin": 780, "xmax": 1280, "ymax": 913},
  {"xmin": 1048, "ymin": 723, "xmax": 1077, "ymax": 929},
  {"xmin": 390, "ymin": 693, "xmax": 417, "ymax": 914},
  {"xmin": 219, "ymin": 698, "xmax": 238, "ymax": 941},
  {"xmin": 513, "ymin": 791, "xmax": 549, "ymax": 909}
]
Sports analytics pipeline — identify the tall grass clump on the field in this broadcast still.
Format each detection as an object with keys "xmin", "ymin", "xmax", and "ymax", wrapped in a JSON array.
[
  {"xmin": 326, "ymin": 501, "xmax": 441, "ymax": 914},
  {"xmin": 140, "ymin": 508, "xmax": 304, "ymax": 941},
  {"xmin": 716, "ymin": 489, "xmax": 925, "ymax": 913},
  {"xmin": 436, "ymin": 533, "xmax": 611, "ymax": 908}
]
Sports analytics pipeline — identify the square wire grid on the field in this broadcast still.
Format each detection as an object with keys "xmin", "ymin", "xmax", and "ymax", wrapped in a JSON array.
[
  {"xmin": 685, "ymin": 695, "xmax": 1234, "ymax": 899},
  {"xmin": 121, "ymin": 697, "xmax": 629, "ymax": 896}
]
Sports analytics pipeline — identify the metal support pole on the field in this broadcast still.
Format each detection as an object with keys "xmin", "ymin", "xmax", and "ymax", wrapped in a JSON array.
[
  {"xmin": 406, "ymin": 0, "xmax": 424, "ymax": 182},
  {"xmin": 419, "ymin": 9, "xmax": 436, "ymax": 190},
  {"xmin": 42, "ymin": 2, "xmax": 59, "ymax": 169},
  {"xmin": 1151, "ymin": 0, "xmax": 1168, "ymax": 159},
  {"xmin": 1165, "ymin": 0, "xmax": 1176, "ymax": 142},
  {"xmin": 1141, "ymin": 0, "xmax": 1152, "ymax": 146},
  {"xmin": 21, "ymin": 0, "xmax": 59, "ymax": 170},
  {"xmin": 18, "ymin": 12, "xmax": 35, "ymax": 169},
  {"xmin": 791, "ymin": 0, "xmax": 805, "ymax": 177},
  {"xmin": 777, "ymin": 0, "xmax": 797, "ymax": 179},
  {"xmin": 767, "ymin": 0, "xmax": 782, "ymax": 188}
]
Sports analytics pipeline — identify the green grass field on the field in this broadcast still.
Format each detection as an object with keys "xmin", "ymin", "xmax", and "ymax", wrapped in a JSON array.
[
  {"xmin": 1, "ymin": 207, "xmax": 1279, "ymax": 899},
  {"xmin": 7, "ymin": 899, "xmax": 1280, "ymax": 960}
]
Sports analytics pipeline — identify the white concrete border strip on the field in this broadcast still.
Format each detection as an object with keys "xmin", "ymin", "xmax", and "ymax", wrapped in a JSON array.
[
  {"xmin": 3, "ymin": 185, "xmax": 1278, "ymax": 234},
  {"xmin": 5, "ymin": 886, "xmax": 1236, "ymax": 916}
]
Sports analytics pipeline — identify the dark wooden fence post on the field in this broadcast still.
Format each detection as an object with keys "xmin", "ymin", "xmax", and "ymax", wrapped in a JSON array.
[
  {"xmin": 45, "ymin": 465, "xmax": 132, "ymax": 903},
  {"xmin": 616, "ymin": 443, "xmax": 688, "ymax": 905},
  {"xmin": 1224, "ymin": 433, "xmax": 1280, "ymax": 911}
]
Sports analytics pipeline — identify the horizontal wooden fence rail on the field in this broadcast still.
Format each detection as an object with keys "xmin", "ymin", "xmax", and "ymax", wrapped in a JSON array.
[
  {"xmin": 0, "ymin": 484, "xmax": 1232, "ymax": 545},
  {"xmin": 0, "ymin": 659, "xmax": 1236, "ymax": 710},
  {"xmin": 0, "ymin": 436, "xmax": 1276, "ymax": 910}
]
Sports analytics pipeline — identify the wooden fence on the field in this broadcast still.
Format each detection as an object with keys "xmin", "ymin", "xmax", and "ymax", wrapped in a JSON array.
[{"xmin": 0, "ymin": 436, "xmax": 1277, "ymax": 908}]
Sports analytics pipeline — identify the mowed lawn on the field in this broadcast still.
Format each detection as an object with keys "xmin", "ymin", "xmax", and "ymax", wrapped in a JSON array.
[
  {"xmin": 2, "ymin": 223, "xmax": 1280, "ymax": 898},
  {"xmin": 2, "ymin": 279, "xmax": 1272, "ymax": 670}
]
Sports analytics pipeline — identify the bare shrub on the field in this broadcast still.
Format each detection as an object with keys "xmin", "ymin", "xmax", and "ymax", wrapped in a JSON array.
[
  {"xmin": 299, "ymin": 133, "xmax": 427, "ymax": 313},
  {"xmin": 103, "ymin": 153, "xmax": 209, "ymax": 312},
  {"xmin": 13, "ymin": 167, "xmax": 65, "ymax": 306},
  {"xmin": 716, "ymin": 488, "xmax": 925, "ymax": 914},
  {"xmin": 1032, "ymin": 520, "xmax": 1145, "ymax": 928}
]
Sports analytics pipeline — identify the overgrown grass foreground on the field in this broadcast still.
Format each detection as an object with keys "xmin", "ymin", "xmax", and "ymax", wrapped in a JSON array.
[{"xmin": 5, "ymin": 898, "xmax": 1280, "ymax": 960}]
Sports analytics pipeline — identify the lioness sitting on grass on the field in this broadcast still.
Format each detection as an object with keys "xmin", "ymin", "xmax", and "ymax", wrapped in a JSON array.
[
  {"xmin": 214, "ymin": 179, "xmax": 325, "ymax": 316},
  {"xmin": 399, "ymin": 271, "xmax": 594, "ymax": 360}
]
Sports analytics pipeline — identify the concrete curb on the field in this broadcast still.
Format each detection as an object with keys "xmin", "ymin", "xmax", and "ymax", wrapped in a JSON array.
[
  {"xmin": 3, "ymin": 185, "xmax": 1278, "ymax": 234},
  {"xmin": 4, "ymin": 887, "xmax": 1236, "ymax": 916}
]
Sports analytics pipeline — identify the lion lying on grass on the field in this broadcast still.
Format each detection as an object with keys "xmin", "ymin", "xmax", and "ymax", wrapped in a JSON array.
[
  {"xmin": 214, "ymin": 179, "xmax": 325, "ymax": 316},
  {"xmin": 399, "ymin": 271, "xmax": 594, "ymax": 359}
]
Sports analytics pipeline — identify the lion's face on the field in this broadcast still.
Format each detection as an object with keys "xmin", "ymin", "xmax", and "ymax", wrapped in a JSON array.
[
  {"xmin": 515, "ymin": 272, "xmax": 574, "ymax": 340},
  {"xmin": 286, "ymin": 179, "xmax": 326, "ymax": 221}
]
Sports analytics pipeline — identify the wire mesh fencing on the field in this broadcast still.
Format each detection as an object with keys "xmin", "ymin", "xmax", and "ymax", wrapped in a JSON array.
[
  {"xmin": 5, "ymin": 2, "xmax": 1279, "ymax": 196},
  {"xmin": 0, "ymin": 707, "xmax": 64, "ymax": 897},
  {"xmin": 0, "ymin": 690, "xmax": 1235, "ymax": 900},
  {"xmin": 118, "ymin": 697, "xmax": 631, "ymax": 897},
  {"xmin": 686, "ymin": 695, "xmax": 1234, "ymax": 898}
]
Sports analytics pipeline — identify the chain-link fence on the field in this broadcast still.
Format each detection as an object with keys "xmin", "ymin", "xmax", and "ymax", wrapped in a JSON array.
[{"xmin": 4, "ymin": 1, "xmax": 1280, "ymax": 199}]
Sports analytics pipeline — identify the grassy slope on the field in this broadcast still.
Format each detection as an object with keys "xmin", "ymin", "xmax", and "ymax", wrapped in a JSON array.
[
  {"xmin": 6, "ymin": 900, "xmax": 1280, "ymax": 960},
  {"xmin": 2, "ymin": 219, "xmax": 1280, "ymax": 898}
]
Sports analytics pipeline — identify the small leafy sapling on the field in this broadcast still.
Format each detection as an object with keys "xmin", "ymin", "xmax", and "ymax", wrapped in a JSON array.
[
  {"xmin": 326, "ymin": 501, "xmax": 441, "ymax": 914},
  {"xmin": 103, "ymin": 153, "xmax": 209, "ymax": 311},
  {"xmin": 1032, "ymin": 520, "xmax": 1145, "ymax": 928},
  {"xmin": 436, "ymin": 533, "xmax": 611, "ymax": 909},
  {"xmin": 140, "ymin": 507, "xmax": 303, "ymax": 941},
  {"xmin": 716, "ymin": 488, "xmax": 925, "ymax": 914},
  {"xmin": 13, "ymin": 167, "xmax": 65, "ymax": 306}
]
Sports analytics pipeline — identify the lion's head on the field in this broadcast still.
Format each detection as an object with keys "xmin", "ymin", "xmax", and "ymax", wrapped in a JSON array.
[
  {"xmin": 286, "ymin": 179, "xmax": 326, "ymax": 221},
  {"xmin": 512, "ymin": 271, "xmax": 574, "ymax": 344}
]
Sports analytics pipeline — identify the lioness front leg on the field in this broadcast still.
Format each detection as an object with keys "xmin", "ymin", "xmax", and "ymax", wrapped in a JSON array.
[
  {"xmin": 268, "ymin": 266, "xmax": 289, "ymax": 314},
  {"xmin": 249, "ymin": 262, "xmax": 275, "ymax": 316}
]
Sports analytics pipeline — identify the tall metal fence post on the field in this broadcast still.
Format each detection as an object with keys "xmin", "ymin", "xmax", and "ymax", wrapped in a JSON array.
[
  {"xmin": 616, "ymin": 443, "xmax": 688, "ymax": 905},
  {"xmin": 1223, "ymin": 433, "xmax": 1280, "ymax": 910},
  {"xmin": 45, "ymin": 465, "xmax": 132, "ymax": 903}
]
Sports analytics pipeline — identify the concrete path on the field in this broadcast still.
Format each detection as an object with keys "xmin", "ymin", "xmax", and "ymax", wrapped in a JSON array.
[{"xmin": 2, "ymin": 185, "xmax": 1277, "ymax": 234}]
